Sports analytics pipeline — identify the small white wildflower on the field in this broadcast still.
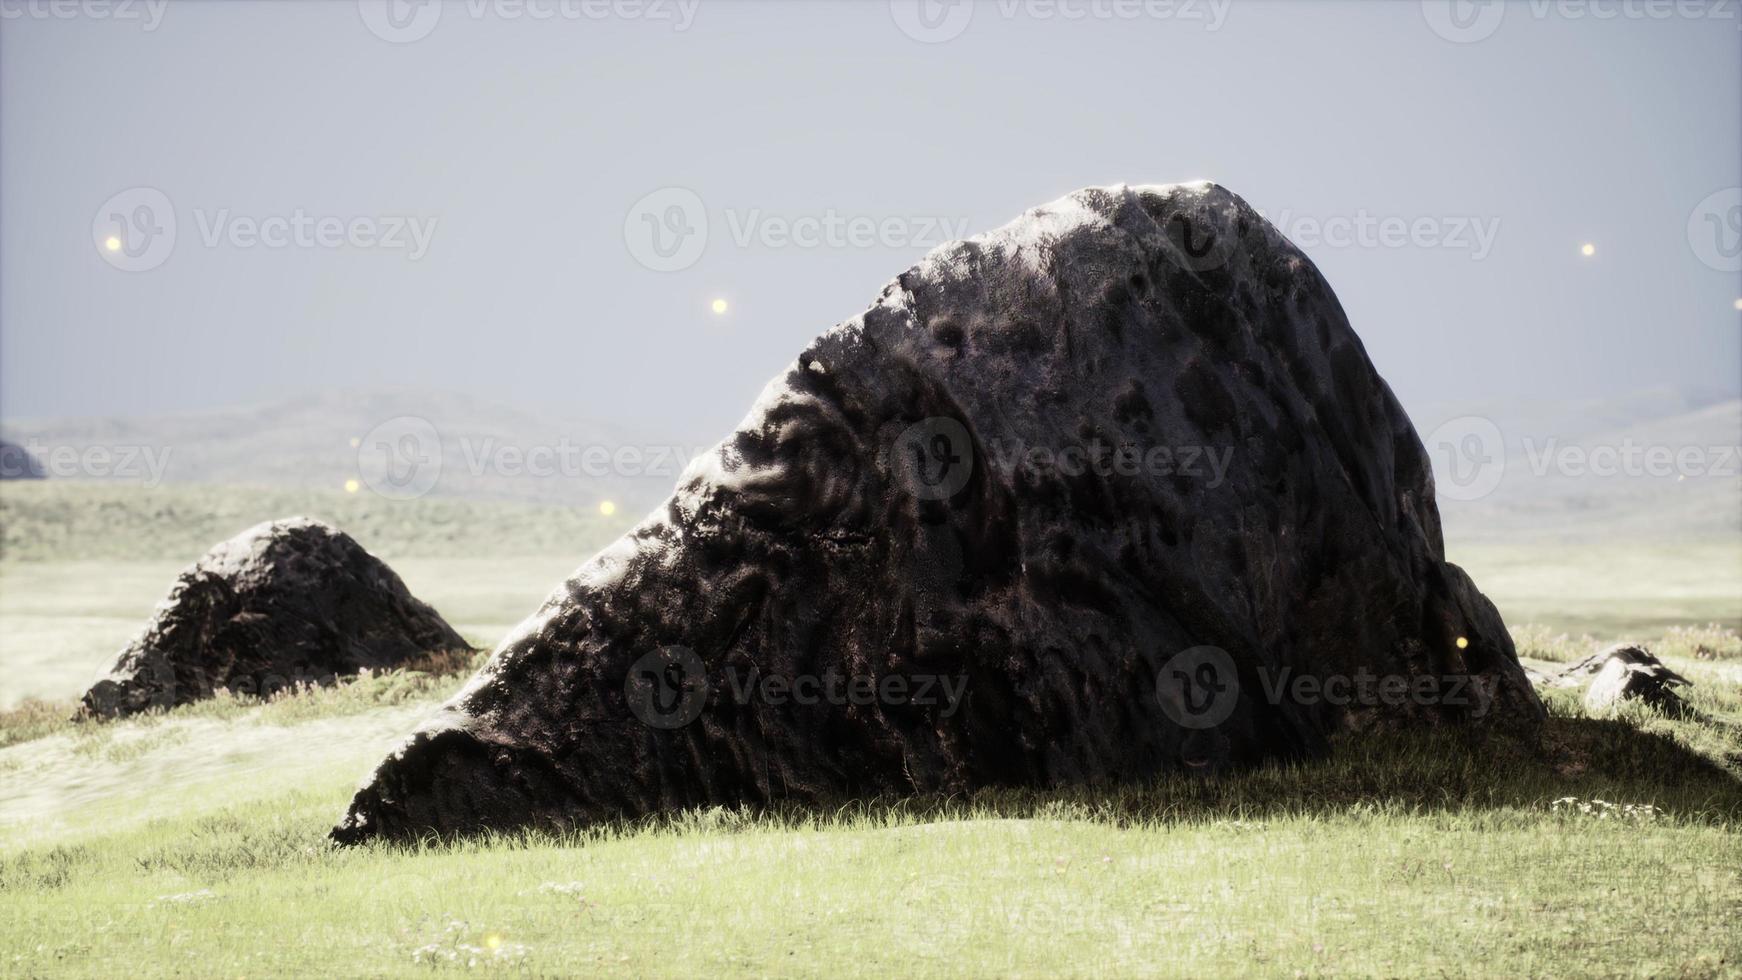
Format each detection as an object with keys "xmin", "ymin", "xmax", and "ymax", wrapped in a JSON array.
[{"xmin": 1550, "ymin": 797, "xmax": 1661, "ymax": 822}]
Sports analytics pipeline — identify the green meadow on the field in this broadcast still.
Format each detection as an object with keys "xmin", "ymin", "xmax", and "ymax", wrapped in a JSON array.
[{"xmin": 2, "ymin": 481, "xmax": 1739, "ymax": 977}]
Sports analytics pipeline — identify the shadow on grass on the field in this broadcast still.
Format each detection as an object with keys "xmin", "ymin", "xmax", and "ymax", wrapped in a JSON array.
[
  {"xmin": 5, "ymin": 714, "xmax": 1738, "ymax": 893},
  {"xmin": 379, "ymin": 714, "xmax": 1742, "ymax": 856}
]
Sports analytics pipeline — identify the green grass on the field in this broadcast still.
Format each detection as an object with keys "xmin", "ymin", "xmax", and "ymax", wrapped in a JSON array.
[
  {"xmin": 2, "ymin": 484, "xmax": 1740, "ymax": 976},
  {"xmin": 1513, "ymin": 622, "xmax": 1742, "ymax": 664},
  {"xmin": 2, "ymin": 712, "xmax": 1739, "ymax": 978},
  {"xmin": 0, "ymin": 480, "xmax": 632, "ymax": 563},
  {"xmin": 2, "ymin": 632, "xmax": 1739, "ymax": 977},
  {"xmin": 1450, "ymin": 540, "xmax": 1742, "ymax": 636},
  {"xmin": 0, "ymin": 649, "xmax": 485, "ymax": 751}
]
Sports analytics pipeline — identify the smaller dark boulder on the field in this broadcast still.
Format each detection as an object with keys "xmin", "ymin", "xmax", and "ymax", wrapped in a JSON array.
[
  {"xmin": 0, "ymin": 440, "xmax": 45, "ymax": 479},
  {"xmin": 81, "ymin": 517, "xmax": 470, "ymax": 718},
  {"xmin": 1579, "ymin": 644, "xmax": 1693, "ymax": 716}
]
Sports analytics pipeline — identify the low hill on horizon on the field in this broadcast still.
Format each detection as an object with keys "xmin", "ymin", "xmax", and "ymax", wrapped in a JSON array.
[
  {"xmin": 1414, "ymin": 386, "xmax": 1740, "ymax": 544},
  {"xmin": 3, "ymin": 384, "xmax": 1737, "ymax": 548},
  {"xmin": 0, "ymin": 388, "xmax": 704, "ymax": 514}
]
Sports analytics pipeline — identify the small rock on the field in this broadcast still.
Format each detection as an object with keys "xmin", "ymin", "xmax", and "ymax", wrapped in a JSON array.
[
  {"xmin": 0, "ymin": 439, "xmax": 45, "ymax": 479},
  {"xmin": 1581, "ymin": 645, "xmax": 1692, "ymax": 716},
  {"xmin": 81, "ymin": 517, "xmax": 470, "ymax": 718}
]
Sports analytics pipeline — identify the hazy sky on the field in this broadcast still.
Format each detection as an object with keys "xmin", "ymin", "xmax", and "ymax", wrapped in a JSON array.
[{"xmin": 3, "ymin": 0, "xmax": 1738, "ymax": 443}]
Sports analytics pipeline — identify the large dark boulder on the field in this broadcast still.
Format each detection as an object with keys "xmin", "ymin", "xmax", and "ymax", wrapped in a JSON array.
[
  {"xmin": 82, "ymin": 517, "xmax": 470, "ymax": 718},
  {"xmin": 333, "ymin": 182, "xmax": 1544, "ymax": 843}
]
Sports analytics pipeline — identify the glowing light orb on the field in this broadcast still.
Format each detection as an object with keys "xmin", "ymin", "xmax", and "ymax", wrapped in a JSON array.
[
  {"xmin": 1455, "ymin": 636, "xmax": 1469, "ymax": 650},
  {"xmin": 104, "ymin": 236, "xmax": 121, "ymax": 252},
  {"xmin": 1580, "ymin": 243, "xmax": 1595, "ymax": 257},
  {"xmin": 711, "ymin": 298, "xmax": 729, "ymax": 315},
  {"xmin": 1733, "ymin": 298, "xmax": 1742, "ymax": 311},
  {"xmin": 349, "ymin": 436, "xmax": 361, "ymax": 448},
  {"xmin": 344, "ymin": 478, "xmax": 360, "ymax": 494},
  {"xmin": 484, "ymin": 933, "xmax": 502, "ymax": 951},
  {"xmin": 599, "ymin": 500, "xmax": 617, "ymax": 516}
]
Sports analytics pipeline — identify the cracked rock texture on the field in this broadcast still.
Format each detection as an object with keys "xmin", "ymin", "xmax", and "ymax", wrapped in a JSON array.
[
  {"xmin": 82, "ymin": 518, "xmax": 469, "ymax": 718},
  {"xmin": 333, "ymin": 182, "xmax": 1543, "ymax": 843}
]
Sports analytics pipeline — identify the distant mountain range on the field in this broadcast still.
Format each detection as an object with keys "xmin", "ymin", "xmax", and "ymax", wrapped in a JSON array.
[{"xmin": 3, "ymin": 386, "xmax": 1737, "ymax": 545}]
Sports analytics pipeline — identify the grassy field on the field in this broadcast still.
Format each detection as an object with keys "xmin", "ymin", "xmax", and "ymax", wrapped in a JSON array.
[
  {"xmin": 2, "ymin": 665, "xmax": 1739, "ymax": 977},
  {"xmin": 0, "ymin": 481, "xmax": 637, "ymax": 563},
  {"xmin": 0, "ymin": 481, "xmax": 628, "ymax": 708},
  {"xmin": 1450, "ymin": 541, "xmax": 1742, "ymax": 637},
  {"xmin": 1, "ymin": 480, "xmax": 1740, "ymax": 976}
]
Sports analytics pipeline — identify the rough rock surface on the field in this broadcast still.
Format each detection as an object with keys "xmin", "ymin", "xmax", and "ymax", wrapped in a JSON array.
[
  {"xmin": 83, "ymin": 518, "xmax": 470, "ymax": 718},
  {"xmin": 333, "ymin": 182, "xmax": 1544, "ymax": 843},
  {"xmin": 1581, "ymin": 645, "xmax": 1693, "ymax": 715}
]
